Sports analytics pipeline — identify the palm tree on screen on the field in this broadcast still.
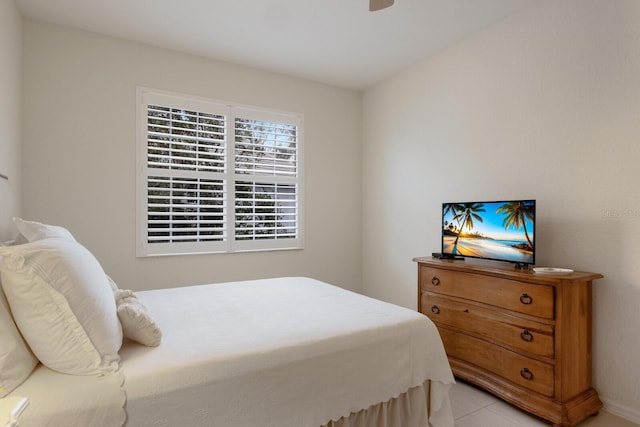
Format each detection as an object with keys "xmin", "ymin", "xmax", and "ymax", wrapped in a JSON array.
[
  {"xmin": 452, "ymin": 203, "xmax": 485, "ymax": 245},
  {"xmin": 442, "ymin": 203, "xmax": 464, "ymax": 219},
  {"xmin": 496, "ymin": 201, "xmax": 534, "ymax": 250},
  {"xmin": 442, "ymin": 203, "xmax": 464, "ymax": 233}
]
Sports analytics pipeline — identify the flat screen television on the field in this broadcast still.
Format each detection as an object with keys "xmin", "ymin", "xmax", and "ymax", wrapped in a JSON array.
[{"xmin": 441, "ymin": 199, "xmax": 535, "ymax": 267}]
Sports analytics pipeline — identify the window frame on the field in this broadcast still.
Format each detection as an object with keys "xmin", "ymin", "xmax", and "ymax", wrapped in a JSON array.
[{"xmin": 136, "ymin": 87, "xmax": 304, "ymax": 257}]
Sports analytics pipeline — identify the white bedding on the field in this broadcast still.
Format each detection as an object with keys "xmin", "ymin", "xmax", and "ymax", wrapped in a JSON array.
[
  {"xmin": 12, "ymin": 277, "xmax": 454, "ymax": 427},
  {"xmin": 10, "ymin": 366, "xmax": 125, "ymax": 426},
  {"xmin": 122, "ymin": 277, "xmax": 454, "ymax": 426}
]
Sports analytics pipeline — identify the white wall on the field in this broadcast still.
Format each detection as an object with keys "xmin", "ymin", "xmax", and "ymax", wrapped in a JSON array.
[
  {"xmin": 362, "ymin": 0, "xmax": 640, "ymax": 422},
  {"xmin": 0, "ymin": 0, "xmax": 22, "ymax": 241},
  {"xmin": 18, "ymin": 0, "xmax": 640, "ymax": 421},
  {"xmin": 22, "ymin": 20, "xmax": 362, "ymax": 293}
]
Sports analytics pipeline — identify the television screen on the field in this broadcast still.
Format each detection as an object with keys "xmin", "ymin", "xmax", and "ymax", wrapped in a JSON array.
[{"xmin": 441, "ymin": 200, "xmax": 535, "ymax": 266}]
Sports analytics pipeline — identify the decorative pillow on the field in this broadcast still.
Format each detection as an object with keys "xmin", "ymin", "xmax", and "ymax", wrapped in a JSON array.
[
  {"xmin": 115, "ymin": 289, "xmax": 162, "ymax": 347},
  {"xmin": 0, "ymin": 238, "xmax": 122, "ymax": 375},
  {"xmin": 0, "ymin": 283, "xmax": 38, "ymax": 396},
  {"xmin": 12, "ymin": 217, "xmax": 76, "ymax": 242}
]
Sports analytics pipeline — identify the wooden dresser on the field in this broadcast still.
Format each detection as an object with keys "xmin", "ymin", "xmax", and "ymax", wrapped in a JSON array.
[{"xmin": 414, "ymin": 257, "xmax": 603, "ymax": 427}]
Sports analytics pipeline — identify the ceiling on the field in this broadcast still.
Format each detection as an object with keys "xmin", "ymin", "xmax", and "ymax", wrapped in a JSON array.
[{"xmin": 15, "ymin": 0, "xmax": 543, "ymax": 90}]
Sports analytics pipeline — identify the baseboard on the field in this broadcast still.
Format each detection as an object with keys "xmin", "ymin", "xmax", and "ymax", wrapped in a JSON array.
[{"xmin": 602, "ymin": 397, "xmax": 640, "ymax": 424}]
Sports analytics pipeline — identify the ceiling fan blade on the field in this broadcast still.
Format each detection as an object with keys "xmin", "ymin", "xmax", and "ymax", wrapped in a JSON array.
[{"xmin": 369, "ymin": 0, "xmax": 394, "ymax": 12}]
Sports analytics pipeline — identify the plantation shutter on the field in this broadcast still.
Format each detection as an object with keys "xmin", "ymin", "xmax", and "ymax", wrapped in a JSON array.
[
  {"xmin": 232, "ymin": 108, "xmax": 300, "ymax": 249},
  {"xmin": 137, "ymin": 88, "xmax": 303, "ymax": 256}
]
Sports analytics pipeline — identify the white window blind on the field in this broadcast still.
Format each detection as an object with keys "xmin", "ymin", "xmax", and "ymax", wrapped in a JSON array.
[
  {"xmin": 234, "ymin": 117, "xmax": 298, "ymax": 176},
  {"xmin": 137, "ymin": 88, "xmax": 303, "ymax": 256}
]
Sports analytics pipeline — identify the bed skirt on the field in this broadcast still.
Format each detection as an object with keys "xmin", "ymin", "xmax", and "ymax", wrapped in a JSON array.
[{"xmin": 323, "ymin": 380, "xmax": 453, "ymax": 427}]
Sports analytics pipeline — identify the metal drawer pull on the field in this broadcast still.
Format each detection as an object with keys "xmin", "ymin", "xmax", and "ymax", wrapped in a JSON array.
[
  {"xmin": 520, "ymin": 329, "xmax": 534, "ymax": 342},
  {"xmin": 431, "ymin": 276, "xmax": 440, "ymax": 286},
  {"xmin": 431, "ymin": 305, "xmax": 440, "ymax": 315},
  {"xmin": 519, "ymin": 293, "xmax": 533, "ymax": 305},
  {"xmin": 520, "ymin": 368, "xmax": 534, "ymax": 381}
]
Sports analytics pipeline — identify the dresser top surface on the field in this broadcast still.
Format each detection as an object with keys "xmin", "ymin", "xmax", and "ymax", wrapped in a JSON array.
[{"xmin": 413, "ymin": 256, "xmax": 603, "ymax": 283}]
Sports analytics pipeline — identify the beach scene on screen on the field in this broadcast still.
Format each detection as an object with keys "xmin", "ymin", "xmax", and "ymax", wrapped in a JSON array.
[{"xmin": 442, "ymin": 201, "xmax": 534, "ymax": 264}]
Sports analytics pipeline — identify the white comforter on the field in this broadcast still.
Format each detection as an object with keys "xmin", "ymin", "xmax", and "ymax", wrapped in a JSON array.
[
  {"xmin": 12, "ymin": 277, "xmax": 454, "ymax": 427},
  {"xmin": 121, "ymin": 277, "xmax": 454, "ymax": 426},
  {"xmin": 9, "ymin": 366, "xmax": 125, "ymax": 426}
]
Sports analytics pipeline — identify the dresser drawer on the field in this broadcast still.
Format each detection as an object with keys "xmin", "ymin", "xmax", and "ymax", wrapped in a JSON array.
[
  {"xmin": 420, "ymin": 266, "xmax": 554, "ymax": 319},
  {"xmin": 421, "ymin": 292, "xmax": 554, "ymax": 358},
  {"xmin": 440, "ymin": 328, "xmax": 554, "ymax": 397}
]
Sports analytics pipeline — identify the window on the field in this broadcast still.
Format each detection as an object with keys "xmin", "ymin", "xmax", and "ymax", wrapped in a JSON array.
[{"xmin": 136, "ymin": 88, "xmax": 303, "ymax": 256}]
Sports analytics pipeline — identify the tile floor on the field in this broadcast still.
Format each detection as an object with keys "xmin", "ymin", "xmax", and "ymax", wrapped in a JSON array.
[{"xmin": 449, "ymin": 380, "xmax": 639, "ymax": 427}]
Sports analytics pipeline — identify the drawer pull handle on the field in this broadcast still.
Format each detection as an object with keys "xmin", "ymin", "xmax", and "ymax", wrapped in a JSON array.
[
  {"xmin": 431, "ymin": 276, "xmax": 440, "ymax": 286},
  {"xmin": 430, "ymin": 305, "xmax": 440, "ymax": 315},
  {"xmin": 520, "ymin": 368, "xmax": 534, "ymax": 381},
  {"xmin": 520, "ymin": 329, "xmax": 534, "ymax": 342},
  {"xmin": 519, "ymin": 293, "xmax": 533, "ymax": 305}
]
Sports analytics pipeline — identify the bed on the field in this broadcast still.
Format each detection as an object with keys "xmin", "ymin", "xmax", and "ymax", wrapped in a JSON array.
[{"xmin": 1, "ymin": 219, "xmax": 455, "ymax": 427}]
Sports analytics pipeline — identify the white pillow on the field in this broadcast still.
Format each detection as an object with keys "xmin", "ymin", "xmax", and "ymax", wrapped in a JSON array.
[
  {"xmin": 0, "ymin": 284, "xmax": 39, "ymax": 396},
  {"xmin": 13, "ymin": 217, "xmax": 76, "ymax": 242},
  {"xmin": 115, "ymin": 289, "xmax": 162, "ymax": 347},
  {"xmin": 106, "ymin": 275, "xmax": 119, "ymax": 293},
  {"xmin": 0, "ymin": 238, "xmax": 122, "ymax": 375}
]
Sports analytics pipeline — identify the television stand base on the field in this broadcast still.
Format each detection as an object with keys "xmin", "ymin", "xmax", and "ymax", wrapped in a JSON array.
[{"xmin": 432, "ymin": 252, "xmax": 465, "ymax": 260}]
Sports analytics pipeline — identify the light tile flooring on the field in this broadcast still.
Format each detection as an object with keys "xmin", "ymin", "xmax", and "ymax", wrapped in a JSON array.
[{"xmin": 449, "ymin": 379, "xmax": 640, "ymax": 427}]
